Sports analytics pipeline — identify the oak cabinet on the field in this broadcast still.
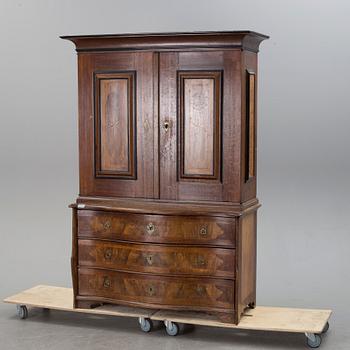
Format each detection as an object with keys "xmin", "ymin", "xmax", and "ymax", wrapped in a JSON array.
[{"xmin": 62, "ymin": 31, "xmax": 268, "ymax": 324}]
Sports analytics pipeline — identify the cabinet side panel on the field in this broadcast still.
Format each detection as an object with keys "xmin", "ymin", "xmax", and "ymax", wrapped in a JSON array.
[
  {"xmin": 71, "ymin": 208, "xmax": 78, "ymax": 308},
  {"xmin": 236, "ymin": 211, "xmax": 257, "ymax": 320},
  {"xmin": 241, "ymin": 51, "xmax": 258, "ymax": 202}
]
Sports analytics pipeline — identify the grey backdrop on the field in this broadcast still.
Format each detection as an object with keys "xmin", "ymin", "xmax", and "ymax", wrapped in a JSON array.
[{"xmin": 1, "ymin": 0, "xmax": 349, "ymax": 349}]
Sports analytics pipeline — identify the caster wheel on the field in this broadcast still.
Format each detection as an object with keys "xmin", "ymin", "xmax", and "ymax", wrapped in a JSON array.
[
  {"xmin": 322, "ymin": 321, "xmax": 329, "ymax": 334},
  {"xmin": 165, "ymin": 321, "xmax": 179, "ymax": 336},
  {"xmin": 306, "ymin": 334, "xmax": 322, "ymax": 348},
  {"xmin": 16, "ymin": 305, "xmax": 28, "ymax": 320},
  {"xmin": 138, "ymin": 317, "xmax": 153, "ymax": 333}
]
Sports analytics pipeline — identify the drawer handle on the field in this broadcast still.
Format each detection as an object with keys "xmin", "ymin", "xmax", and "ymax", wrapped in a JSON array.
[
  {"xmin": 144, "ymin": 253, "xmax": 154, "ymax": 265},
  {"xmin": 146, "ymin": 284, "xmax": 156, "ymax": 296},
  {"xmin": 146, "ymin": 223, "xmax": 155, "ymax": 235},
  {"xmin": 104, "ymin": 248, "xmax": 113, "ymax": 260},
  {"xmin": 103, "ymin": 276, "xmax": 111, "ymax": 288},
  {"xmin": 103, "ymin": 220, "xmax": 111, "ymax": 230},
  {"xmin": 199, "ymin": 227, "xmax": 208, "ymax": 236},
  {"xmin": 196, "ymin": 285, "xmax": 205, "ymax": 296},
  {"xmin": 196, "ymin": 255, "xmax": 206, "ymax": 267}
]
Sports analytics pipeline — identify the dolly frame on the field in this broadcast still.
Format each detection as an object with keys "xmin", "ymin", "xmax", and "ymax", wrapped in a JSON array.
[{"xmin": 4, "ymin": 285, "xmax": 331, "ymax": 348}]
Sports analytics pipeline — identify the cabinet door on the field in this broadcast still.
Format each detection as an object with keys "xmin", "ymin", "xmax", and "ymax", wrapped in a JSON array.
[
  {"xmin": 78, "ymin": 52, "xmax": 156, "ymax": 198},
  {"xmin": 159, "ymin": 51, "xmax": 241, "ymax": 202}
]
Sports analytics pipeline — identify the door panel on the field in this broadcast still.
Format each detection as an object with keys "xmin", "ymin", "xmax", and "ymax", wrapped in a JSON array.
[
  {"xmin": 179, "ymin": 71, "xmax": 221, "ymax": 180},
  {"xmin": 78, "ymin": 52, "xmax": 155, "ymax": 198},
  {"xmin": 159, "ymin": 51, "xmax": 242, "ymax": 202}
]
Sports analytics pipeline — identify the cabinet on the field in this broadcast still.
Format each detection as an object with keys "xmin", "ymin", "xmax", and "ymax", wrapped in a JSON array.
[{"xmin": 62, "ymin": 31, "xmax": 268, "ymax": 324}]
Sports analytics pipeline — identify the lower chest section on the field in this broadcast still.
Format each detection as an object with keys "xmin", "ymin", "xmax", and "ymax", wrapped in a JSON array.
[{"xmin": 73, "ymin": 209, "xmax": 239, "ymax": 322}]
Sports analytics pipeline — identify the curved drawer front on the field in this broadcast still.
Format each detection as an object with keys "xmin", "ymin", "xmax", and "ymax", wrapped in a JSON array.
[
  {"xmin": 78, "ymin": 210, "xmax": 235, "ymax": 247},
  {"xmin": 78, "ymin": 267, "xmax": 234, "ymax": 310},
  {"xmin": 78, "ymin": 239, "xmax": 235, "ymax": 278}
]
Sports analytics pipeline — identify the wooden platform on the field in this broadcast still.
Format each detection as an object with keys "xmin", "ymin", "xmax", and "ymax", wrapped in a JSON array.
[{"xmin": 4, "ymin": 285, "xmax": 331, "ymax": 335}]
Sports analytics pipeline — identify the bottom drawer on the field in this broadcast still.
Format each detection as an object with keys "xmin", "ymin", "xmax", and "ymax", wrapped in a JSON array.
[{"xmin": 78, "ymin": 267, "xmax": 234, "ymax": 311}]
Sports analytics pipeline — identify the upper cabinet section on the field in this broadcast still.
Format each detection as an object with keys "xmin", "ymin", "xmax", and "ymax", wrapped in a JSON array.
[
  {"xmin": 61, "ymin": 31, "xmax": 269, "ymax": 53},
  {"xmin": 62, "ymin": 32, "xmax": 268, "ymax": 203}
]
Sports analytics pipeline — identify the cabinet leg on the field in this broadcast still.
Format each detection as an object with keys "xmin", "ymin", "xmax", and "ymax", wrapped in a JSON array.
[
  {"xmin": 248, "ymin": 301, "xmax": 256, "ymax": 309},
  {"xmin": 215, "ymin": 312, "xmax": 236, "ymax": 324},
  {"xmin": 75, "ymin": 300, "xmax": 103, "ymax": 309}
]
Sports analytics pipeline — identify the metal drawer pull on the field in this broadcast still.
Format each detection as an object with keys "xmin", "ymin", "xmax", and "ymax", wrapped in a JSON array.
[
  {"xmin": 103, "ymin": 220, "xmax": 111, "ymax": 230},
  {"xmin": 196, "ymin": 285, "xmax": 205, "ymax": 295},
  {"xmin": 104, "ymin": 248, "xmax": 113, "ymax": 260},
  {"xmin": 196, "ymin": 255, "xmax": 206, "ymax": 266},
  {"xmin": 103, "ymin": 276, "xmax": 111, "ymax": 288},
  {"xmin": 199, "ymin": 227, "xmax": 208, "ymax": 236},
  {"xmin": 146, "ymin": 223, "xmax": 155, "ymax": 234}
]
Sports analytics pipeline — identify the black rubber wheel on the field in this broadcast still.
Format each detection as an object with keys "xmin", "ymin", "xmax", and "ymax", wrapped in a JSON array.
[
  {"xmin": 306, "ymin": 334, "xmax": 322, "ymax": 348},
  {"xmin": 139, "ymin": 318, "xmax": 153, "ymax": 333},
  {"xmin": 322, "ymin": 321, "xmax": 329, "ymax": 334},
  {"xmin": 165, "ymin": 321, "xmax": 179, "ymax": 336},
  {"xmin": 16, "ymin": 305, "xmax": 28, "ymax": 320}
]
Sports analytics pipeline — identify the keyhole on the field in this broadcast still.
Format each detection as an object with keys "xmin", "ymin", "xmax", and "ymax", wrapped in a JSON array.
[{"xmin": 164, "ymin": 121, "xmax": 170, "ymax": 131}]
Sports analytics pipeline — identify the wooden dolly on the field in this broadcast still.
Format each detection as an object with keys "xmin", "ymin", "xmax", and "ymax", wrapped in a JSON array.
[{"xmin": 4, "ymin": 285, "xmax": 331, "ymax": 348}]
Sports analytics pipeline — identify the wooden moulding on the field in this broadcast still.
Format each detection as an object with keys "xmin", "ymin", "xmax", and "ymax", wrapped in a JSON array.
[
  {"xmin": 69, "ymin": 197, "xmax": 261, "ymax": 218},
  {"xmin": 4, "ymin": 285, "xmax": 331, "ymax": 334},
  {"xmin": 60, "ymin": 31, "xmax": 269, "ymax": 53}
]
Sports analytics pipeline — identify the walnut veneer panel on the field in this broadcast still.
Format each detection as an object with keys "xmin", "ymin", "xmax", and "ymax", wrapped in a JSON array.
[
  {"xmin": 78, "ymin": 239, "xmax": 235, "ymax": 278},
  {"xmin": 95, "ymin": 72, "xmax": 135, "ymax": 178},
  {"xmin": 78, "ymin": 267, "xmax": 235, "ymax": 311},
  {"xmin": 178, "ymin": 71, "xmax": 222, "ymax": 180},
  {"xmin": 77, "ymin": 210, "xmax": 236, "ymax": 247}
]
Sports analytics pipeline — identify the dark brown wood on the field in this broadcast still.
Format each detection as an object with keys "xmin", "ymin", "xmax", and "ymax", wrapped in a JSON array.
[
  {"xmin": 78, "ymin": 51, "xmax": 155, "ymax": 198},
  {"xmin": 94, "ymin": 71, "xmax": 136, "ymax": 178},
  {"xmin": 235, "ymin": 211, "xmax": 257, "ymax": 322},
  {"xmin": 78, "ymin": 267, "xmax": 235, "ymax": 311},
  {"xmin": 241, "ymin": 50, "xmax": 258, "ymax": 202},
  {"xmin": 77, "ymin": 210, "xmax": 236, "ymax": 247},
  {"xmin": 159, "ymin": 50, "xmax": 243, "ymax": 201},
  {"xmin": 71, "ymin": 208, "xmax": 78, "ymax": 308},
  {"xmin": 61, "ymin": 31, "xmax": 269, "ymax": 53},
  {"xmin": 63, "ymin": 31, "xmax": 268, "ymax": 325},
  {"xmin": 178, "ymin": 70, "xmax": 222, "ymax": 180},
  {"xmin": 78, "ymin": 239, "xmax": 235, "ymax": 278},
  {"xmin": 72, "ymin": 196, "xmax": 260, "ymax": 217}
]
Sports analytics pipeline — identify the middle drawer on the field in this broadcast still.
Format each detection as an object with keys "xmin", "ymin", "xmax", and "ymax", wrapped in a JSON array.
[{"xmin": 78, "ymin": 239, "xmax": 235, "ymax": 279}]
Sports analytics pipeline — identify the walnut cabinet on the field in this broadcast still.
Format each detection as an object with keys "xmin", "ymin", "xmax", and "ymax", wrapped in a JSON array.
[{"xmin": 62, "ymin": 31, "xmax": 268, "ymax": 324}]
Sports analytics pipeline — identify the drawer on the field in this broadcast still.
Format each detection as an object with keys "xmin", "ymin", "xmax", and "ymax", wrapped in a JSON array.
[
  {"xmin": 78, "ymin": 239, "xmax": 235, "ymax": 278},
  {"xmin": 78, "ymin": 210, "xmax": 235, "ymax": 247},
  {"xmin": 78, "ymin": 267, "xmax": 234, "ymax": 310}
]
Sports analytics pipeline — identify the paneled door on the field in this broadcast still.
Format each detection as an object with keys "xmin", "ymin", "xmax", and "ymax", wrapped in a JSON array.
[
  {"xmin": 78, "ymin": 52, "xmax": 156, "ymax": 198},
  {"xmin": 159, "ymin": 51, "xmax": 242, "ymax": 202}
]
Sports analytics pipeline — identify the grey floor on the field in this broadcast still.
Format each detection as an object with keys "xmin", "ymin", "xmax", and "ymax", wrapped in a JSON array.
[{"xmin": 0, "ymin": 302, "xmax": 347, "ymax": 350}]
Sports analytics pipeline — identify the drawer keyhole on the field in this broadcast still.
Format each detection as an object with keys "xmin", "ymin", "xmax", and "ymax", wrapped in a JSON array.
[
  {"xmin": 104, "ymin": 248, "xmax": 113, "ymax": 260},
  {"xmin": 145, "ymin": 254, "xmax": 154, "ymax": 265},
  {"xmin": 147, "ymin": 285, "xmax": 156, "ymax": 296}
]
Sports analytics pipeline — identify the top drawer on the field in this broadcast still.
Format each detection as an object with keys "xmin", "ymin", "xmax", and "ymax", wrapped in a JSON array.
[{"xmin": 78, "ymin": 210, "xmax": 235, "ymax": 247}]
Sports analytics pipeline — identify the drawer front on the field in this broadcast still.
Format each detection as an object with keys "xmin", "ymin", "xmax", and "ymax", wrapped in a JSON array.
[
  {"xmin": 78, "ymin": 267, "xmax": 234, "ymax": 310},
  {"xmin": 78, "ymin": 210, "xmax": 235, "ymax": 247},
  {"xmin": 78, "ymin": 240, "xmax": 235, "ymax": 278}
]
